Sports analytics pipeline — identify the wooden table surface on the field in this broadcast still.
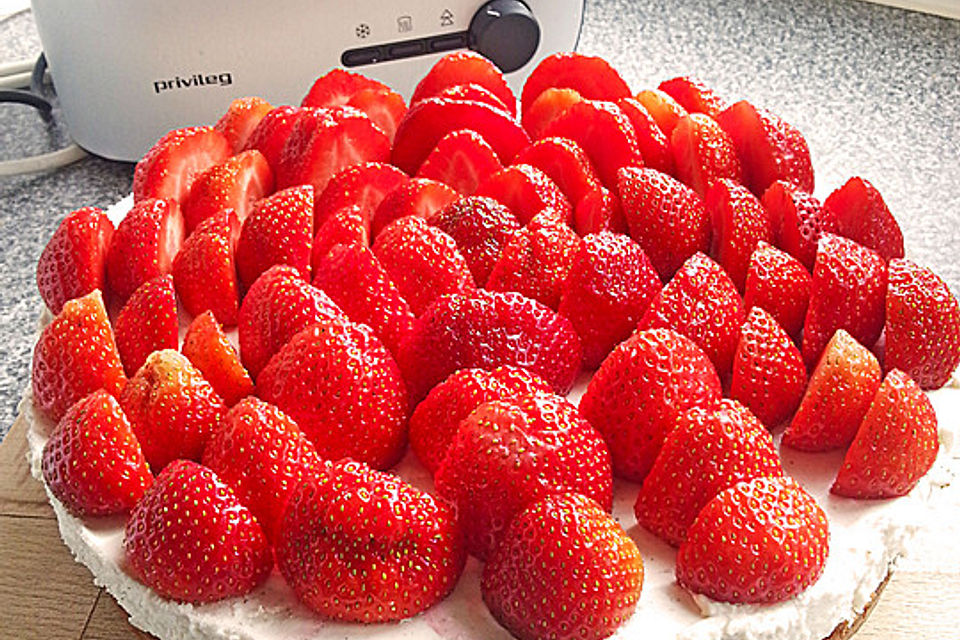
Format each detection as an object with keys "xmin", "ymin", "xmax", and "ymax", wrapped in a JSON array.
[{"xmin": 1, "ymin": 413, "xmax": 958, "ymax": 640}]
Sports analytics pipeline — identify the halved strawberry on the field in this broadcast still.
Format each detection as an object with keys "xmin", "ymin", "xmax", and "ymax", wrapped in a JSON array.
[
  {"xmin": 181, "ymin": 310, "xmax": 255, "ymax": 406},
  {"xmin": 743, "ymin": 241, "xmax": 811, "ymax": 344},
  {"xmin": 411, "ymin": 50, "xmax": 516, "ymax": 116},
  {"xmin": 370, "ymin": 177, "xmax": 460, "ymax": 239},
  {"xmin": 214, "ymin": 96, "xmax": 274, "ymax": 154},
  {"xmin": 133, "ymin": 126, "xmax": 231, "ymax": 203},
  {"xmin": 762, "ymin": 180, "xmax": 838, "ymax": 271},
  {"xmin": 37, "ymin": 207, "xmax": 114, "ymax": 314},
  {"xmin": 113, "ymin": 275, "xmax": 178, "ymax": 377},
  {"xmin": 658, "ymin": 76, "xmax": 728, "ymax": 118},
  {"xmin": 832, "ymin": 369, "xmax": 939, "ymax": 498},
  {"xmin": 171, "ymin": 211, "xmax": 241, "ymax": 326},
  {"xmin": 520, "ymin": 52, "xmax": 631, "ymax": 119},
  {"xmin": 521, "ymin": 87, "xmax": 584, "ymax": 139},
  {"xmin": 179, "ymin": 149, "xmax": 274, "ymax": 233},
  {"xmin": 437, "ymin": 83, "xmax": 510, "ymax": 112},
  {"xmin": 634, "ymin": 88, "xmax": 689, "ymax": 136},
  {"xmin": 301, "ymin": 68, "xmax": 407, "ymax": 141},
  {"xmin": 41, "ymin": 390, "xmax": 152, "ymax": 517},
  {"xmin": 105, "ymin": 198, "xmax": 184, "ymax": 303},
  {"xmin": 670, "ymin": 113, "xmax": 741, "ymax": 198},
  {"xmin": 416, "ymin": 129, "xmax": 502, "ymax": 195},
  {"xmin": 474, "ymin": 163, "xmax": 572, "ymax": 225},
  {"xmin": 616, "ymin": 97, "xmax": 675, "ymax": 175},
  {"xmin": 242, "ymin": 105, "xmax": 307, "ymax": 172},
  {"xmin": 314, "ymin": 161, "xmax": 409, "ymax": 232},
  {"xmin": 706, "ymin": 178, "xmax": 772, "ymax": 291},
  {"xmin": 235, "ymin": 185, "xmax": 313, "ymax": 290},
  {"xmin": 428, "ymin": 195, "xmax": 520, "ymax": 287},
  {"xmin": 311, "ymin": 204, "xmax": 369, "ymax": 262},
  {"xmin": 823, "ymin": 176, "xmax": 904, "ymax": 260}
]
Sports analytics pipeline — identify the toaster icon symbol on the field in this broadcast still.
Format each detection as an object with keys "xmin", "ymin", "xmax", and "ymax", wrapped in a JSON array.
[{"xmin": 440, "ymin": 9, "xmax": 454, "ymax": 26}]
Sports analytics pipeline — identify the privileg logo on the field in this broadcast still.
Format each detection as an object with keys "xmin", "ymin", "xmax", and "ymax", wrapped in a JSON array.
[{"xmin": 153, "ymin": 72, "xmax": 233, "ymax": 94}]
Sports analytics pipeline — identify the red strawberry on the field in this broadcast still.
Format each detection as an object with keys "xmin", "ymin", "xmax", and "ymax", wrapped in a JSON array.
[
  {"xmin": 181, "ymin": 310, "xmax": 255, "ymax": 406},
  {"xmin": 571, "ymin": 185, "xmax": 623, "ymax": 235},
  {"xmin": 179, "ymin": 149, "xmax": 274, "ymax": 233},
  {"xmin": 824, "ymin": 176, "xmax": 904, "ymax": 260},
  {"xmin": 832, "ymin": 369, "xmax": 939, "ymax": 498},
  {"xmin": 616, "ymin": 97, "xmax": 675, "ymax": 174},
  {"xmin": 237, "ymin": 264, "xmax": 346, "ymax": 380},
  {"xmin": 428, "ymin": 195, "xmax": 520, "ymax": 287},
  {"xmin": 437, "ymin": 82, "xmax": 510, "ymax": 112},
  {"xmin": 762, "ymin": 180, "xmax": 838, "ymax": 271},
  {"xmin": 106, "ymin": 198, "xmax": 184, "ymax": 303},
  {"xmin": 411, "ymin": 50, "xmax": 517, "ymax": 116},
  {"xmin": 416, "ymin": 129, "xmax": 503, "ymax": 195},
  {"xmin": 314, "ymin": 161, "xmax": 409, "ymax": 232},
  {"xmin": 235, "ymin": 185, "xmax": 313, "ymax": 290},
  {"xmin": 133, "ymin": 126, "xmax": 231, "ymax": 203},
  {"xmin": 638, "ymin": 252, "xmax": 747, "ymax": 381},
  {"xmin": 311, "ymin": 243, "xmax": 414, "ymax": 357},
  {"xmin": 341, "ymin": 84, "xmax": 407, "ymax": 143},
  {"xmin": 634, "ymin": 88, "xmax": 689, "ymax": 136},
  {"xmin": 782, "ymin": 329, "xmax": 882, "ymax": 451},
  {"xmin": 392, "ymin": 97, "xmax": 530, "ymax": 174},
  {"xmin": 435, "ymin": 391, "xmax": 612, "ymax": 559},
  {"xmin": 716, "ymin": 100, "xmax": 814, "ymax": 196},
  {"xmin": 802, "ymin": 234, "xmax": 887, "ymax": 368},
  {"xmin": 372, "ymin": 215, "xmax": 476, "ymax": 315},
  {"xmin": 730, "ymin": 306, "xmax": 807, "ymax": 428},
  {"xmin": 618, "ymin": 167, "xmax": 710, "ymax": 279},
  {"xmin": 635, "ymin": 399, "xmax": 783, "ymax": 546},
  {"xmin": 256, "ymin": 318, "xmax": 409, "ymax": 469},
  {"xmin": 397, "ymin": 290, "xmax": 582, "ymax": 402},
  {"xmin": 301, "ymin": 68, "xmax": 406, "ymax": 141},
  {"xmin": 521, "ymin": 52, "xmax": 631, "ymax": 119},
  {"xmin": 214, "ymin": 96, "xmax": 274, "ymax": 153},
  {"xmin": 513, "ymin": 135, "xmax": 603, "ymax": 208},
  {"xmin": 41, "ymin": 390, "xmax": 152, "ymax": 517},
  {"xmin": 113, "ymin": 275, "xmax": 178, "ymax": 377},
  {"xmin": 885, "ymin": 258, "xmax": 960, "ymax": 389},
  {"xmin": 124, "ymin": 460, "xmax": 271, "ymax": 603},
  {"xmin": 558, "ymin": 232, "xmax": 662, "ymax": 369},
  {"xmin": 474, "ymin": 163, "xmax": 572, "ymax": 225},
  {"xmin": 31, "ymin": 290, "xmax": 126, "ymax": 422},
  {"xmin": 676, "ymin": 476, "xmax": 829, "ymax": 604},
  {"xmin": 409, "ymin": 366, "xmax": 551, "ymax": 475},
  {"xmin": 482, "ymin": 493, "xmax": 643, "ymax": 640},
  {"xmin": 521, "ymin": 87, "xmax": 584, "ymax": 139},
  {"xmin": 370, "ymin": 177, "xmax": 460, "ymax": 239},
  {"xmin": 311, "ymin": 204, "xmax": 369, "ymax": 262},
  {"xmin": 658, "ymin": 76, "xmax": 728, "ymax": 118},
  {"xmin": 242, "ymin": 105, "xmax": 307, "ymax": 171},
  {"xmin": 201, "ymin": 397, "xmax": 324, "ymax": 542},
  {"xmin": 743, "ymin": 241, "xmax": 811, "ymax": 343},
  {"xmin": 276, "ymin": 459, "xmax": 465, "ymax": 622},
  {"xmin": 171, "ymin": 210, "xmax": 240, "ymax": 326},
  {"xmin": 706, "ymin": 178, "xmax": 773, "ymax": 291},
  {"xmin": 120, "ymin": 349, "xmax": 226, "ymax": 471},
  {"xmin": 580, "ymin": 328, "xmax": 722, "ymax": 482},
  {"xmin": 670, "ymin": 113, "xmax": 741, "ymax": 198},
  {"xmin": 37, "ymin": 207, "xmax": 114, "ymax": 314}
]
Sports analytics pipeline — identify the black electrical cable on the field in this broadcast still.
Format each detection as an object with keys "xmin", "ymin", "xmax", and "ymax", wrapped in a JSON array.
[
  {"xmin": 30, "ymin": 52, "xmax": 48, "ymax": 97},
  {"xmin": 0, "ymin": 53, "xmax": 53, "ymax": 118}
]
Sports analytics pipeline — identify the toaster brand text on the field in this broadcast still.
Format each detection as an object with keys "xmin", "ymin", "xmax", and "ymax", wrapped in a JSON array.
[{"xmin": 153, "ymin": 73, "xmax": 233, "ymax": 94}]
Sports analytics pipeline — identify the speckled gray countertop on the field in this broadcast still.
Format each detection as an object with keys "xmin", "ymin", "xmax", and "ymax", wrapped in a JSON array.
[{"xmin": 1, "ymin": 0, "xmax": 958, "ymax": 439}]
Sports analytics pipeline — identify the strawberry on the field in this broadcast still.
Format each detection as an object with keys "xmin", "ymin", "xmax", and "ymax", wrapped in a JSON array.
[
  {"xmin": 181, "ymin": 310, "xmax": 255, "ymax": 406},
  {"xmin": 113, "ymin": 275, "xmax": 178, "ymax": 377},
  {"xmin": 41, "ymin": 390, "xmax": 152, "ymax": 517},
  {"xmin": 31, "ymin": 290, "xmax": 126, "ymax": 422},
  {"xmin": 275, "ymin": 459, "xmax": 465, "ymax": 622},
  {"xmin": 37, "ymin": 207, "xmax": 114, "ymax": 314},
  {"xmin": 743, "ymin": 241, "xmax": 811, "ymax": 344},
  {"xmin": 392, "ymin": 97, "xmax": 530, "ymax": 174},
  {"xmin": 256, "ymin": 318, "xmax": 409, "ymax": 469},
  {"xmin": 884, "ymin": 258, "xmax": 960, "ymax": 389},
  {"xmin": 824, "ymin": 176, "xmax": 904, "ymax": 260},
  {"xmin": 706, "ymin": 178, "xmax": 772, "ymax": 291},
  {"xmin": 235, "ymin": 185, "xmax": 313, "ymax": 291},
  {"xmin": 397, "ymin": 290, "xmax": 582, "ymax": 402},
  {"xmin": 311, "ymin": 243, "xmax": 415, "ymax": 357},
  {"xmin": 123, "ymin": 460, "xmax": 272, "ymax": 603},
  {"xmin": 782, "ymin": 329, "xmax": 882, "ymax": 451},
  {"xmin": 676, "ymin": 476, "xmax": 829, "ymax": 604},
  {"xmin": 409, "ymin": 366, "xmax": 551, "ymax": 475},
  {"xmin": 474, "ymin": 163, "xmax": 572, "ymax": 225},
  {"xmin": 486, "ymin": 210, "xmax": 582, "ymax": 309},
  {"xmin": 171, "ymin": 210, "xmax": 241, "ymax": 326},
  {"xmin": 214, "ymin": 96, "xmax": 274, "ymax": 153},
  {"xmin": 521, "ymin": 87, "xmax": 584, "ymax": 139},
  {"xmin": 301, "ymin": 68, "xmax": 407, "ymax": 142},
  {"xmin": 133, "ymin": 126, "xmax": 231, "ymax": 204},
  {"xmin": 832, "ymin": 369, "xmax": 939, "ymax": 498},
  {"xmin": 558, "ymin": 232, "xmax": 662, "ymax": 369},
  {"xmin": 416, "ymin": 129, "xmax": 503, "ymax": 195},
  {"xmin": 716, "ymin": 100, "xmax": 814, "ymax": 196},
  {"xmin": 119, "ymin": 349, "xmax": 226, "ymax": 471},
  {"xmin": 311, "ymin": 204, "xmax": 369, "ymax": 261},
  {"xmin": 314, "ymin": 161, "xmax": 409, "ymax": 232},
  {"xmin": 242, "ymin": 105, "xmax": 307, "ymax": 172},
  {"xmin": 638, "ymin": 252, "xmax": 747, "ymax": 381},
  {"xmin": 438, "ymin": 83, "xmax": 510, "ymax": 111},
  {"xmin": 580, "ymin": 328, "xmax": 722, "ymax": 482},
  {"xmin": 616, "ymin": 97, "xmax": 675, "ymax": 175},
  {"xmin": 428, "ymin": 195, "xmax": 520, "ymax": 287},
  {"xmin": 201, "ymin": 397, "xmax": 324, "ymax": 542},
  {"xmin": 634, "ymin": 88, "xmax": 689, "ymax": 136},
  {"xmin": 179, "ymin": 149, "xmax": 274, "ymax": 233},
  {"xmin": 573, "ymin": 186, "xmax": 624, "ymax": 235},
  {"xmin": 513, "ymin": 136, "xmax": 603, "ymax": 208},
  {"xmin": 370, "ymin": 177, "xmax": 460, "ymax": 239},
  {"xmin": 801, "ymin": 234, "xmax": 887, "ymax": 368},
  {"xmin": 435, "ymin": 391, "xmax": 612, "ymax": 559},
  {"xmin": 730, "ymin": 306, "xmax": 807, "ymax": 428},
  {"xmin": 482, "ymin": 493, "xmax": 643, "ymax": 640},
  {"xmin": 670, "ymin": 113, "xmax": 742, "ymax": 198},
  {"xmin": 105, "ymin": 198, "xmax": 184, "ymax": 303},
  {"xmin": 617, "ymin": 167, "xmax": 710, "ymax": 279},
  {"xmin": 520, "ymin": 52, "xmax": 631, "ymax": 120},
  {"xmin": 762, "ymin": 180, "xmax": 838, "ymax": 271},
  {"xmin": 411, "ymin": 50, "xmax": 517, "ymax": 116},
  {"xmin": 372, "ymin": 215, "xmax": 476, "ymax": 315},
  {"xmin": 237, "ymin": 264, "xmax": 346, "ymax": 380},
  {"xmin": 635, "ymin": 399, "xmax": 783, "ymax": 546},
  {"xmin": 657, "ymin": 76, "xmax": 728, "ymax": 118}
]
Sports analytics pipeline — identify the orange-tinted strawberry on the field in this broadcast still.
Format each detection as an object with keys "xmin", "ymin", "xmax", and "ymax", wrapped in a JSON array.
[
  {"xmin": 313, "ymin": 161, "xmax": 409, "ymax": 233},
  {"xmin": 521, "ymin": 87, "xmax": 584, "ymax": 139},
  {"xmin": 616, "ymin": 97, "xmax": 675, "ymax": 175},
  {"xmin": 707, "ymin": 178, "xmax": 772, "ymax": 291},
  {"xmin": 181, "ymin": 310, "xmax": 255, "ymax": 406},
  {"xmin": 235, "ymin": 185, "xmax": 314, "ymax": 291},
  {"xmin": 179, "ymin": 149, "xmax": 274, "ymax": 233},
  {"xmin": 657, "ymin": 76, "xmax": 728, "ymax": 119},
  {"xmin": 762, "ymin": 180, "xmax": 838, "ymax": 271},
  {"xmin": 106, "ymin": 198, "xmax": 184, "ymax": 303},
  {"xmin": 113, "ymin": 275, "xmax": 178, "ymax": 377},
  {"xmin": 301, "ymin": 68, "xmax": 407, "ymax": 142},
  {"xmin": 417, "ymin": 129, "xmax": 503, "ymax": 195},
  {"xmin": 743, "ymin": 241, "xmax": 811, "ymax": 344},
  {"xmin": 133, "ymin": 126, "xmax": 231, "ymax": 204},
  {"xmin": 242, "ymin": 105, "xmax": 308, "ymax": 172},
  {"xmin": 214, "ymin": 96, "xmax": 274, "ymax": 153},
  {"xmin": 482, "ymin": 493, "xmax": 643, "ymax": 640},
  {"xmin": 521, "ymin": 52, "xmax": 631, "ymax": 120},
  {"xmin": 37, "ymin": 206, "xmax": 114, "ymax": 314},
  {"xmin": 412, "ymin": 50, "xmax": 517, "ymax": 116},
  {"xmin": 634, "ymin": 88, "xmax": 689, "ymax": 137},
  {"xmin": 823, "ymin": 176, "xmax": 904, "ymax": 261},
  {"xmin": 41, "ymin": 390, "xmax": 152, "ymax": 517},
  {"xmin": 311, "ymin": 204, "xmax": 369, "ymax": 262},
  {"xmin": 370, "ymin": 177, "xmax": 460, "ymax": 240},
  {"xmin": 171, "ymin": 210, "xmax": 240, "ymax": 326},
  {"xmin": 475, "ymin": 163, "xmax": 572, "ymax": 225},
  {"xmin": 670, "ymin": 113, "xmax": 742, "ymax": 198}
]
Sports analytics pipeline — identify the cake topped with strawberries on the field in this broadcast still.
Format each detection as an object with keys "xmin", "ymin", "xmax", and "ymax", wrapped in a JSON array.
[{"xmin": 24, "ymin": 49, "xmax": 959, "ymax": 640}]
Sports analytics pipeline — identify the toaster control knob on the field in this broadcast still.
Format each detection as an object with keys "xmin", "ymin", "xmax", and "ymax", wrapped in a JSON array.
[{"xmin": 468, "ymin": 0, "xmax": 541, "ymax": 73}]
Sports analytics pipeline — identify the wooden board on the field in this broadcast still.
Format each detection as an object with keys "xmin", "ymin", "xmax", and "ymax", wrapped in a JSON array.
[{"xmin": 1, "ymin": 413, "xmax": 957, "ymax": 640}]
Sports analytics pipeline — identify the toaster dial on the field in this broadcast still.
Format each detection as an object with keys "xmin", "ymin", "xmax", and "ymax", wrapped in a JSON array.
[{"xmin": 469, "ymin": 0, "xmax": 541, "ymax": 72}]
